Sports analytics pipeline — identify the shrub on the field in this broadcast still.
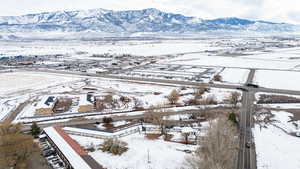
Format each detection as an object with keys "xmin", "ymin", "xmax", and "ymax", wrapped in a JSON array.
[
  {"xmin": 185, "ymin": 98, "xmax": 198, "ymax": 106},
  {"xmin": 213, "ymin": 74, "xmax": 222, "ymax": 81},
  {"xmin": 86, "ymin": 143, "xmax": 96, "ymax": 152},
  {"xmin": 199, "ymin": 95, "xmax": 218, "ymax": 105},
  {"xmin": 146, "ymin": 134, "xmax": 162, "ymax": 140},
  {"xmin": 100, "ymin": 138, "xmax": 128, "ymax": 155},
  {"xmin": 163, "ymin": 134, "xmax": 173, "ymax": 141},
  {"xmin": 181, "ymin": 86, "xmax": 188, "ymax": 90},
  {"xmin": 95, "ymin": 99, "xmax": 106, "ymax": 111},
  {"xmin": 120, "ymin": 96, "xmax": 131, "ymax": 103},
  {"xmin": 167, "ymin": 89, "xmax": 180, "ymax": 105},
  {"xmin": 228, "ymin": 112, "xmax": 238, "ymax": 124},
  {"xmin": 103, "ymin": 117, "xmax": 113, "ymax": 124},
  {"xmin": 228, "ymin": 92, "xmax": 241, "ymax": 107},
  {"xmin": 30, "ymin": 122, "xmax": 41, "ymax": 138}
]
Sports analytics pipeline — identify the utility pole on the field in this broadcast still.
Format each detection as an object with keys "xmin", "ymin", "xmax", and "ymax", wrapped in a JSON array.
[{"xmin": 147, "ymin": 149, "xmax": 151, "ymax": 164}]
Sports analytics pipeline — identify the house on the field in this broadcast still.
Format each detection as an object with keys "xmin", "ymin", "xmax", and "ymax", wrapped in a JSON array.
[
  {"xmin": 36, "ymin": 96, "xmax": 57, "ymax": 115},
  {"xmin": 78, "ymin": 94, "xmax": 94, "ymax": 113}
]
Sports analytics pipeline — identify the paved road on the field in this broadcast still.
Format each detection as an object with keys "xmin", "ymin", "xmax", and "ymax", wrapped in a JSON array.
[
  {"xmin": 21, "ymin": 68, "xmax": 300, "ymax": 96},
  {"xmin": 238, "ymin": 67, "xmax": 257, "ymax": 169},
  {"xmin": 246, "ymin": 69, "xmax": 255, "ymax": 84},
  {"xmin": 237, "ymin": 90, "xmax": 256, "ymax": 169},
  {"xmin": 21, "ymin": 108, "xmax": 213, "ymax": 131}
]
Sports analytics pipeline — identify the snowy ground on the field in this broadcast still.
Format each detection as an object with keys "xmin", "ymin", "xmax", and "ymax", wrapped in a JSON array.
[
  {"xmin": 72, "ymin": 133, "xmax": 196, "ymax": 169},
  {"xmin": 253, "ymin": 110, "xmax": 300, "ymax": 169},
  {"xmin": 0, "ymin": 40, "xmax": 215, "ymax": 58},
  {"xmin": 253, "ymin": 125, "xmax": 300, "ymax": 169},
  {"xmin": 0, "ymin": 71, "xmax": 82, "ymax": 95},
  {"xmin": 167, "ymin": 51, "xmax": 300, "ymax": 70},
  {"xmin": 218, "ymin": 68, "xmax": 250, "ymax": 84},
  {"xmin": 254, "ymin": 70, "xmax": 300, "ymax": 90}
]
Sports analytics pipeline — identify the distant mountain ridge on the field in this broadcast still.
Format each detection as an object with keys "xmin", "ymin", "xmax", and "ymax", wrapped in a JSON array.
[{"xmin": 0, "ymin": 8, "xmax": 298, "ymax": 36}]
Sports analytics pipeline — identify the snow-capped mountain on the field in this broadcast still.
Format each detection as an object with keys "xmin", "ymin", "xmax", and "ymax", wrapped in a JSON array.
[{"xmin": 0, "ymin": 8, "xmax": 297, "ymax": 36}]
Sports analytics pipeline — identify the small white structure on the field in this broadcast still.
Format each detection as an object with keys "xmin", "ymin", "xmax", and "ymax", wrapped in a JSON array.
[
  {"xmin": 181, "ymin": 127, "xmax": 195, "ymax": 134},
  {"xmin": 87, "ymin": 68, "xmax": 108, "ymax": 74}
]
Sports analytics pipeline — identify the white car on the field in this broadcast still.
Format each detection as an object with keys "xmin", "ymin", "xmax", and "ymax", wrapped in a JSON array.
[{"xmin": 296, "ymin": 132, "xmax": 300, "ymax": 137}]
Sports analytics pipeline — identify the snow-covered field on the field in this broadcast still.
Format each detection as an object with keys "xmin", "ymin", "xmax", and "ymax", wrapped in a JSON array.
[
  {"xmin": 254, "ymin": 125, "xmax": 300, "ymax": 169},
  {"xmin": 0, "ymin": 71, "xmax": 83, "ymax": 121},
  {"xmin": 82, "ymin": 133, "xmax": 196, "ymax": 169},
  {"xmin": 254, "ymin": 111, "xmax": 300, "ymax": 169},
  {"xmin": 218, "ymin": 68, "xmax": 250, "ymax": 84},
  {"xmin": 0, "ymin": 95, "xmax": 30, "ymax": 121},
  {"xmin": 241, "ymin": 47, "xmax": 300, "ymax": 63},
  {"xmin": 0, "ymin": 40, "xmax": 215, "ymax": 58},
  {"xmin": 0, "ymin": 71, "xmax": 81, "ymax": 95},
  {"xmin": 167, "ymin": 53, "xmax": 300, "ymax": 70},
  {"xmin": 254, "ymin": 70, "xmax": 300, "ymax": 90}
]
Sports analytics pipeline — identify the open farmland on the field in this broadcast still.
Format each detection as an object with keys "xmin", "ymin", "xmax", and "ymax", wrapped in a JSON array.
[
  {"xmin": 0, "ymin": 71, "xmax": 82, "ymax": 95},
  {"xmin": 1, "ymin": 37, "xmax": 300, "ymax": 169}
]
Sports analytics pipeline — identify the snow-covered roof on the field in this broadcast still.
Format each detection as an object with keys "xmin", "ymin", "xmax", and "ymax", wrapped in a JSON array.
[
  {"xmin": 64, "ymin": 126, "xmax": 140, "ymax": 137},
  {"xmin": 36, "ymin": 96, "xmax": 56, "ymax": 109},
  {"xmin": 79, "ymin": 94, "xmax": 93, "ymax": 106},
  {"xmin": 43, "ymin": 127, "xmax": 92, "ymax": 169}
]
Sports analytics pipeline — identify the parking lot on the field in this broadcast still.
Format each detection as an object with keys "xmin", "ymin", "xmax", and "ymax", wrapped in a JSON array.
[{"xmin": 39, "ymin": 136, "xmax": 66, "ymax": 169}]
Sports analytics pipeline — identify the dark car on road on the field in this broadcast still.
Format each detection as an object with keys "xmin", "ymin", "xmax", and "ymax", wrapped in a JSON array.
[
  {"xmin": 236, "ymin": 87, "xmax": 248, "ymax": 92},
  {"xmin": 246, "ymin": 141, "xmax": 251, "ymax": 148},
  {"xmin": 246, "ymin": 83, "xmax": 259, "ymax": 88}
]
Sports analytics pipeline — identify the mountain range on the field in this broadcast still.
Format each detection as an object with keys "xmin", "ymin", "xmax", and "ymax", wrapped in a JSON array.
[{"xmin": 0, "ymin": 8, "xmax": 298, "ymax": 39}]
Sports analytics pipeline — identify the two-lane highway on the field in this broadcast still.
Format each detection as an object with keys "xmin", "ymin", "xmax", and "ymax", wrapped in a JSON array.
[{"xmin": 237, "ymin": 90, "xmax": 256, "ymax": 169}]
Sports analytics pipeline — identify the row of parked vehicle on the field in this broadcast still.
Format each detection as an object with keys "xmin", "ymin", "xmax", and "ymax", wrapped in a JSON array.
[{"xmin": 40, "ymin": 140, "xmax": 66, "ymax": 169}]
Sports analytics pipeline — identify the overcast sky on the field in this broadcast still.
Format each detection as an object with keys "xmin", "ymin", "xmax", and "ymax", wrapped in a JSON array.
[{"xmin": 1, "ymin": 0, "xmax": 300, "ymax": 24}]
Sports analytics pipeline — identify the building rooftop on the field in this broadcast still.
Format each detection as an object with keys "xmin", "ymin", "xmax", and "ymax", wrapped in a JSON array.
[{"xmin": 43, "ymin": 126, "xmax": 92, "ymax": 169}]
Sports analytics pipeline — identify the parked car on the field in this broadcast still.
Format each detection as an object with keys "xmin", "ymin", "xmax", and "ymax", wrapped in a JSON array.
[
  {"xmin": 46, "ymin": 156, "xmax": 56, "ymax": 161},
  {"xmin": 43, "ymin": 150, "xmax": 56, "ymax": 157},
  {"xmin": 245, "ymin": 141, "xmax": 251, "ymax": 148}
]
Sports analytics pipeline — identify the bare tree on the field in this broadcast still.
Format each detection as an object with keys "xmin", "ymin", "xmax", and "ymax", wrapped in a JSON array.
[
  {"xmin": 167, "ymin": 89, "xmax": 180, "ymax": 105},
  {"xmin": 194, "ymin": 88, "xmax": 208, "ymax": 100},
  {"xmin": 213, "ymin": 74, "xmax": 222, "ymax": 82},
  {"xmin": 144, "ymin": 105, "xmax": 168, "ymax": 135},
  {"xmin": 95, "ymin": 99, "xmax": 106, "ymax": 111},
  {"xmin": 133, "ymin": 98, "xmax": 144, "ymax": 110},
  {"xmin": 182, "ymin": 132, "xmax": 190, "ymax": 144},
  {"xmin": 185, "ymin": 116, "xmax": 239, "ymax": 169},
  {"xmin": 0, "ymin": 123, "xmax": 35, "ymax": 169},
  {"xmin": 228, "ymin": 92, "xmax": 241, "ymax": 108}
]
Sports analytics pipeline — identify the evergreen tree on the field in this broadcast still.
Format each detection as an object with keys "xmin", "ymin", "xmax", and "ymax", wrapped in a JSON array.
[
  {"xmin": 228, "ymin": 112, "xmax": 237, "ymax": 124},
  {"xmin": 30, "ymin": 122, "xmax": 41, "ymax": 138}
]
